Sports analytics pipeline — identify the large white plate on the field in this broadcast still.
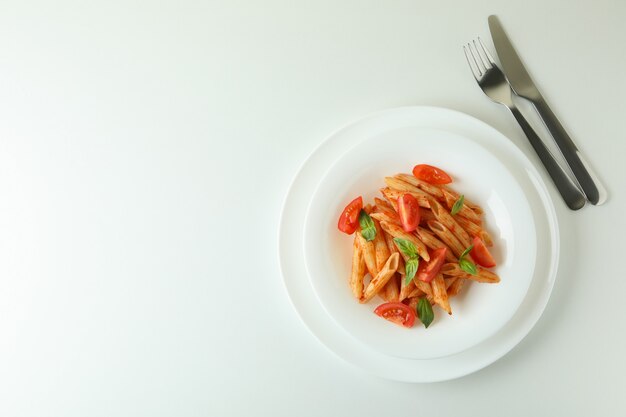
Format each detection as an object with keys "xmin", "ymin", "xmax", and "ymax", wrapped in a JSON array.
[
  {"xmin": 304, "ymin": 127, "xmax": 536, "ymax": 360},
  {"xmin": 278, "ymin": 107, "xmax": 559, "ymax": 382}
]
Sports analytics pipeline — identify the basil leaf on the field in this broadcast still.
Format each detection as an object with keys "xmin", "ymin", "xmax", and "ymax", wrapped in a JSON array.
[
  {"xmin": 404, "ymin": 256, "xmax": 419, "ymax": 285},
  {"xmin": 358, "ymin": 210, "xmax": 376, "ymax": 241},
  {"xmin": 417, "ymin": 297, "xmax": 434, "ymax": 328},
  {"xmin": 393, "ymin": 237, "xmax": 417, "ymax": 258},
  {"xmin": 450, "ymin": 194, "xmax": 464, "ymax": 215},
  {"xmin": 459, "ymin": 244, "xmax": 474, "ymax": 260},
  {"xmin": 459, "ymin": 258, "xmax": 477, "ymax": 275}
]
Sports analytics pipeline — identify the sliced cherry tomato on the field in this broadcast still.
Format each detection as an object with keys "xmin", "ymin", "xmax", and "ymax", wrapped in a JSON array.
[
  {"xmin": 416, "ymin": 247, "xmax": 447, "ymax": 283},
  {"xmin": 470, "ymin": 235, "xmax": 496, "ymax": 268},
  {"xmin": 412, "ymin": 164, "xmax": 452, "ymax": 184},
  {"xmin": 374, "ymin": 302, "xmax": 416, "ymax": 328},
  {"xmin": 397, "ymin": 193, "xmax": 420, "ymax": 232},
  {"xmin": 337, "ymin": 196, "xmax": 363, "ymax": 234}
]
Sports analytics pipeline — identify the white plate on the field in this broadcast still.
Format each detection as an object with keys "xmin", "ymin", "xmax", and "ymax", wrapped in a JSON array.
[
  {"xmin": 278, "ymin": 107, "xmax": 559, "ymax": 382},
  {"xmin": 304, "ymin": 127, "xmax": 536, "ymax": 360}
]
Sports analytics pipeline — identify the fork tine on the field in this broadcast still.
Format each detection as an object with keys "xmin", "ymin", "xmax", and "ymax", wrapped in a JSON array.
[
  {"xmin": 467, "ymin": 42, "xmax": 485, "ymax": 75},
  {"xmin": 463, "ymin": 45, "xmax": 481, "ymax": 79},
  {"xmin": 472, "ymin": 39, "xmax": 491, "ymax": 70},
  {"xmin": 478, "ymin": 37, "xmax": 496, "ymax": 66},
  {"xmin": 467, "ymin": 43, "xmax": 480, "ymax": 75}
]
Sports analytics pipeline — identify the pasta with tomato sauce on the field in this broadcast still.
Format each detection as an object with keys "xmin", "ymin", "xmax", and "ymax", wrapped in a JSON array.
[{"xmin": 337, "ymin": 164, "xmax": 499, "ymax": 329}]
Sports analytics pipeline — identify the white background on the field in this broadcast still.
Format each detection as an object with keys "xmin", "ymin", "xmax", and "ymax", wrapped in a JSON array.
[{"xmin": 1, "ymin": 0, "xmax": 625, "ymax": 416}]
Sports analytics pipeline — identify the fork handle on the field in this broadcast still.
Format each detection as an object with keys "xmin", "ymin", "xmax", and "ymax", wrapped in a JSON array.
[{"xmin": 509, "ymin": 107, "xmax": 586, "ymax": 210}]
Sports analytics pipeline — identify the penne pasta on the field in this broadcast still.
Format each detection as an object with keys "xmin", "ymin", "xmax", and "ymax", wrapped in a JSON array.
[
  {"xmin": 431, "ymin": 273, "xmax": 451, "ymax": 314},
  {"xmin": 396, "ymin": 258, "xmax": 406, "ymax": 276},
  {"xmin": 382, "ymin": 274, "xmax": 400, "ymax": 302},
  {"xmin": 453, "ymin": 212, "xmax": 480, "ymax": 236},
  {"xmin": 372, "ymin": 219, "xmax": 391, "ymax": 271},
  {"xmin": 394, "ymin": 173, "xmax": 445, "ymax": 200},
  {"xmin": 427, "ymin": 220, "xmax": 466, "ymax": 259},
  {"xmin": 393, "ymin": 228, "xmax": 415, "ymax": 301},
  {"xmin": 447, "ymin": 277, "xmax": 465, "ymax": 297},
  {"xmin": 349, "ymin": 236, "xmax": 366, "ymax": 300},
  {"xmin": 407, "ymin": 286, "xmax": 425, "ymax": 299},
  {"xmin": 480, "ymin": 231, "xmax": 493, "ymax": 247},
  {"xmin": 384, "ymin": 176, "xmax": 429, "ymax": 197},
  {"xmin": 376, "ymin": 227, "xmax": 400, "ymax": 302},
  {"xmin": 379, "ymin": 220, "xmax": 430, "ymax": 262},
  {"xmin": 414, "ymin": 279, "xmax": 433, "ymax": 297},
  {"xmin": 444, "ymin": 277, "xmax": 457, "ymax": 289},
  {"xmin": 370, "ymin": 212, "xmax": 401, "ymax": 227},
  {"xmin": 407, "ymin": 293, "xmax": 435, "ymax": 308},
  {"xmin": 373, "ymin": 202, "xmax": 401, "ymax": 218},
  {"xmin": 383, "ymin": 230, "xmax": 406, "ymax": 275},
  {"xmin": 384, "ymin": 226, "xmax": 400, "ymax": 255},
  {"xmin": 379, "ymin": 282, "xmax": 391, "ymax": 301},
  {"xmin": 429, "ymin": 198, "xmax": 472, "ymax": 248},
  {"xmin": 361, "ymin": 253, "xmax": 400, "ymax": 303},
  {"xmin": 381, "ymin": 186, "xmax": 430, "ymax": 209},
  {"xmin": 399, "ymin": 277, "xmax": 415, "ymax": 301},
  {"xmin": 374, "ymin": 197, "xmax": 397, "ymax": 215},
  {"xmin": 415, "ymin": 226, "xmax": 457, "ymax": 262},
  {"xmin": 337, "ymin": 163, "xmax": 500, "ymax": 329},
  {"xmin": 380, "ymin": 188, "xmax": 398, "ymax": 210},
  {"xmin": 441, "ymin": 188, "xmax": 483, "ymax": 225},
  {"xmin": 440, "ymin": 262, "xmax": 500, "ymax": 283},
  {"xmin": 455, "ymin": 215, "xmax": 494, "ymax": 247},
  {"xmin": 441, "ymin": 186, "xmax": 483, "ymax": 215},
  {"xmin": 405, "ymin": 296, "xmax": 420, "ymax": 312},
  {"xmin": 419, "ymin": 208, "xmax": 436, "ymax": 225},
  {"xmin": 357, "ymin": 231, "xmax": 378, "ymax": 277}
]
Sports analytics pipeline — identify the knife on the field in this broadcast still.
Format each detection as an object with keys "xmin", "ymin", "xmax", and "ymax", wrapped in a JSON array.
[{"xmin": 488, "ymin": 15, "xmax": 607, "ymax": 205}]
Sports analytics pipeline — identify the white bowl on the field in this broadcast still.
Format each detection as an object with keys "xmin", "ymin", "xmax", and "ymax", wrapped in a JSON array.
[{"xmin": 303, "ymin": 127, "xmax": 536, "ymax": 360}]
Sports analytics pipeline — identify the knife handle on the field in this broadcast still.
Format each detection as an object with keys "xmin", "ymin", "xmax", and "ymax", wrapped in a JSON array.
[
  {"xmin": 533, "ymin": 97, "xmax": 607, "ymax": 205},
  {"xmin": 509, "ymin": 107, "xmax": 586, "ymax": 210}
]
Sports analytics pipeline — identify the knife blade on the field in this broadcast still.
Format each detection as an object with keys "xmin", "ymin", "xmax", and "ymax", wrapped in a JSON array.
[
  {"xmin": 488, "ymin": 15, "xmax": 607, "ymax": 205},
  {"xmin": 488, "ymin": 15, "xmax": 540, "ymax": 100}
]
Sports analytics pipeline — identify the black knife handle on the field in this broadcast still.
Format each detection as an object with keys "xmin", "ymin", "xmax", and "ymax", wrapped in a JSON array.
[
  {"xmin": 533, "ymin": 97, "xmax": 601, "ymax": 204},
  {"xmin": 509, "ymin": 107, "xmax": 586, "ymax": 210}
]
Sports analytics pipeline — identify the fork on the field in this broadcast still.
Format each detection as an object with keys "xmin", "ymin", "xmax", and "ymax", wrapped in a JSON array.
[{"xmin": 464, "ymin": 38, "xmax": 586, "ymax": 210}]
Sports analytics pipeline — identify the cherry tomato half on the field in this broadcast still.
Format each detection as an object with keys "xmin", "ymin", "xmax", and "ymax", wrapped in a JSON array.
[
  {"xmin": 416, "ymin": 247, "xmax": 447, "ymax": 283},
  {"xmin": 374, "ymin": 302, "xmax": 416, "ymax": 328},
  {"xmin": 337, "ymin": 196, "xmax": 363, "ymax": 234},
  {"xmin": 412, "ymin": 164, "xmax": 452, "ymax": 184},
  {"xmin": 470, "ymin": 235, "xmax": 496, "ymax": 268},
  {"xmin": 397, "ymin": 193, "xmax": 420, "ymax": 232}
]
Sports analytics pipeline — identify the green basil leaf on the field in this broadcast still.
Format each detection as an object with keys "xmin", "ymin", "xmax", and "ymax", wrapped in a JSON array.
[
  {"xmin": 404, "ymin": 256, "xmax": 419, "ymax": 285},
  {"xmin": 459, "ymin": 258, "xmax": 477, "ymax": 275},
  {"xmin": 358, "ymin": 210, "xmax": 376, "ymax": 241},
  {"xmin": 450, "ymin": 194, "xmax": 464, "ymax": 216},
  {"xmin": 393, "ymin": 237, "xmax": 417, "ymax": 258},
  {"xmin": 417, "ymin": 297, "xmax": 434, "ymax": 328},
  {"xmin": 459, "ymin": 244, "xmax": 474, "ymax": 260}
]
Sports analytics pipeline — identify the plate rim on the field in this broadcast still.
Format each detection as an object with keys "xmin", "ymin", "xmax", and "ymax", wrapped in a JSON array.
[{"xmin": 278, "ymin": 105, "xmax": 560, "ymax": 382}]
